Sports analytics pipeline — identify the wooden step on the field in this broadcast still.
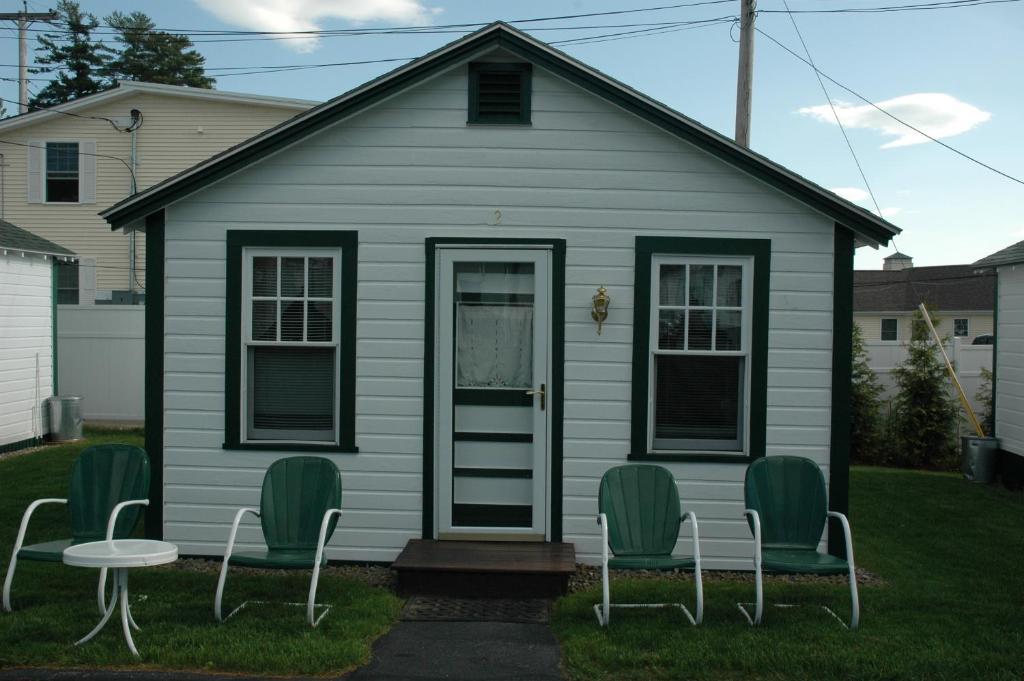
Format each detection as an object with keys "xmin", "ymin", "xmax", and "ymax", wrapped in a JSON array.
[{"xmin": 393, "ymin": 539, "xmax": 576, "ymax": 598}]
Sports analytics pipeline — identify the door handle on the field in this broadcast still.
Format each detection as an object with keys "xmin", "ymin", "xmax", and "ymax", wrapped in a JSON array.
[{"xmin": 525, "ymin": 383, "xmax": 546, "ymax": 411}]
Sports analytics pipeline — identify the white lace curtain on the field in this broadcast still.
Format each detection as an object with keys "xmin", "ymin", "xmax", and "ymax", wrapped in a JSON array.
[{"xmin": 456, "ymin": 304, "xmax": 533, "ymax": 388}]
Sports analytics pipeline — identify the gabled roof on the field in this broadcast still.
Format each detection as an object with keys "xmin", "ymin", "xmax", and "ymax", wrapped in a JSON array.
[
  {"xmin": 0, "ymin": 219, "xmax": 74, "ymax": 257},
  {"xmin": 0, "ymin": 80, "xmax": 317, "ymax": 134},
  {"xmin": 854, "ymin": 265, "xmax": 994, "ymax": 313},
  {"xmin": 974, "ymin": 240, "xmax": 1024, "ymax": 268},
  {"xmin": 101, "ymin": 22, "xmax": 900, "ymax": 246}
]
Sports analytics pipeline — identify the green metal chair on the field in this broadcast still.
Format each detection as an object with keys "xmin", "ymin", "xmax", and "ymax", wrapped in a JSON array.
[
  {"xmin": 214, "ymin": 456, "xmax": 343, "ymax": 627},
  {"xmin": 594, "ymin": 464, "xmax": 703, "ymax": 626},
  {"xmin": 743, "ymin": 455, "xmax": 860, "ymax": 629},
  {"xmin": 3, "ymin": 444, "xmax": 150, "ymax": 614}
]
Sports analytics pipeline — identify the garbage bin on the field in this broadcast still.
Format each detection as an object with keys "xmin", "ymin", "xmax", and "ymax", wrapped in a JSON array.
[
  {"xmin": 961, "ymin": 435, "xmax": 998, "ymax": 483},
  {"xmin": 48, "ymin": 395, "xmax": 83, "ymax": 442}
]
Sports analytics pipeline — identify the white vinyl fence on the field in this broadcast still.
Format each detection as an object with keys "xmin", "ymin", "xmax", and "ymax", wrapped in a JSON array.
[
  {"xmin": 864, "ymin": 339, "xmax": 992, "ymax": 415},
  {"xmin": 56, "ymin": 305, "xmax": 144, "ymax": 422}
]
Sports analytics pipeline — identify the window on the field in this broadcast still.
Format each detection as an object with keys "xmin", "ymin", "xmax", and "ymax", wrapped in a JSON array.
[
  {"xmin": 224, "ymin": 231, "xmax": 358, "ymax": 452},
  {"xmin": 56, "ymin": 260, "xmax": 79, "ymax": 304},
  {"xmin": 468, "ymin": 62, "xmax": 532, "ymax": 124},
  {"xmin": 631, "ymin": 237, "xmax": 770, "ymax": 461},
  {"xmin": 954, "ymin": 318, "xmax": 969, "ymax": 337},
  {"xmin": 881, "ymin": 318, "xmax": 898, "ymax": 341},
  {"xmin": 46, "ymin": 142, "xmax": 79, "ymax": 202}
]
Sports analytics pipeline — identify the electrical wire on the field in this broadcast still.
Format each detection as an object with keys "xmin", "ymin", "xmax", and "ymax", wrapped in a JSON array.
[
  {"xmin": 0, "ymin": 139, "xmax": 135, "ymax": 184},
  {"xmin": 778, "ymin": 0, "xmax": 884, "ymax": 217},
  {"xmin": 756, "ymin": 27, "xmax": 1024, "ymax": 188},
  {"xmin": 760, "ymin": 0, "xmax": 1021, "ymax": 14},
  {"xmin": 0, "ymin": 94, "xmax": 133, "ymax": 130}
]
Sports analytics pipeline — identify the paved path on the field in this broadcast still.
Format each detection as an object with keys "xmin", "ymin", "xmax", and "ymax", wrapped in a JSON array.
[{"xmin": 347, "ymin": 621, "xmax": 562, "ymax": 681}]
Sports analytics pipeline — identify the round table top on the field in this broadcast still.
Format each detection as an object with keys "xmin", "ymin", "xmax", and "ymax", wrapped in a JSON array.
[{"xmin": 63, "ymin": 539, "xmax": 178, "ymax": 569}]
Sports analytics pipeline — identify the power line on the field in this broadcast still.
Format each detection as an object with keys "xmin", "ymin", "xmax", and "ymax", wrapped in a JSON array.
[
  {"xmin": 756, "ymin": 27, "xmax": 1024, "ymax": 188},
  {"xmin": 779, "ymin": 0, "xmax": 884, "ymax": 217},
  {"xmin": 0, "ymin": 94, "xmax": 129, "ymax": 129},
  {"xmin": 0, "ymin": 139, "xmax": 135, "ymax": 183},
  {"xmin": 760, "ymin": 0, "xmax": 1021, "ymax": 14}
]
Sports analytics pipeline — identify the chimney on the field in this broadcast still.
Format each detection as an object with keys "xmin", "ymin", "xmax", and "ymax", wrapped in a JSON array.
[{"xmin": 883, "ymin": 252, "xmax": 913, "ymax": 271}]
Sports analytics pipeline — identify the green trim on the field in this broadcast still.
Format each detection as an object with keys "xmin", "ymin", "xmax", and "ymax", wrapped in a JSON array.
[
  {"xmin": 453, "ymin": 503, "xmax": 532, "ymax": 528},
  {"xmin": 454, "ymin": 388, "xmax": 532, "ymax": 406},
  {"xmin": 467, "ymin": 62, "xmax": 532, "ymax": 124},
  {"xmin": 0, "ymin": 436, "xmax": 44, "ymax": 455},
  {"xmin": 828, "ymin": 226, "xmax": 854, "ymax": 558},
  {"xmin": 629, "ymin": 236, "xmax": 770, "ymax": 463},
  {"xmin": 223, "ymin": 230, "xmax": 358, "ymax": 452},
  {"xmin": 51, "ymin": 262, "xmax": 58, "ymax": 394},
  {"xmin": 454, "ymin": 432, "xmax": 533, "ymax": 443},
  {"xmin": 103, "ymin": 25, "xmax": 896, "ymax": 246},
  {"xmin": 453, "ymin": 467, "xmax": 533, "ymax": 479},
  {"xmin": 144, "ymin": 210, "xmax": 165, "ymax": 540},
  {"xmin": 422, "ymin": 237, "xmax": 565, "ymax": 542}
]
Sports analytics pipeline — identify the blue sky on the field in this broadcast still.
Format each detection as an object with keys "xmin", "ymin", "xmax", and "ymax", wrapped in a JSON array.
[{"xmin": 4, "ymin": 0, "xmax": 1022, "ymax": 269}]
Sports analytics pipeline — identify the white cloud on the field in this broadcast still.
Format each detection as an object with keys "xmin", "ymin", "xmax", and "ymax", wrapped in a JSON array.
[
  {"xmin": 195, "ymin": 0, "xmax": 441, "ymax": 53},
  {"xmin": 830, "ymin": 186, "xmax": 870, "ymax": 203},
  {"xmin": 880, "ymin": 207, "xmax": 902, "ymax": 219},
  {"xmin": 799, "ymin": 93, "xmax": 991, "ymax": 149}
]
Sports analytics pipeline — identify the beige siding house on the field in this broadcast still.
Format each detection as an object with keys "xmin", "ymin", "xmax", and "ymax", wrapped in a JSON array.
[{"xmin": 0, "ymin": 82, "xmax": 315, "ymax": 301}]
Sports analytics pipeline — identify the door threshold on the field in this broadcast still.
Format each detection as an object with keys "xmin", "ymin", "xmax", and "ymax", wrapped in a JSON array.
[{"xmin": 437, "ymin": 532, "xmax": 546, "ymax": 542}]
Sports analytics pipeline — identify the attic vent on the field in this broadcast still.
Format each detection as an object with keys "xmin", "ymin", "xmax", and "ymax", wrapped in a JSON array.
[{"xmin": 468, "ymin": 63, "xmax": 532, "ymax": 124}]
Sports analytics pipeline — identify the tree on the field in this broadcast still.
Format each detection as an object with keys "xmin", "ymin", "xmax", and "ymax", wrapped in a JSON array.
[
  {"xmin": 102, "ymin": 11, "xmax": 215, "ymax": 88},
  {"xmin": 976, "ymin": 367, "xmax": 994, "ymax": 436},
  {"xmin": 850, "ymin": 324, "xmax": 884, "ymax": 464},
  {"xmin": 890, "ymin": 308, "xmax": 959, "ymax": 469},
  {"xmin": 30, "ymin": 0, "xmax": 108, "ymax": 107}
]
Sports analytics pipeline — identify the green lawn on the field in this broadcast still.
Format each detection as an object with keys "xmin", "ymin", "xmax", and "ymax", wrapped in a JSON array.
[
  {"xmin": 553, "ymin": 466, "xmax": 1024, "ymax": 681},
  {"xmin": 0, "ymin": 430, "xmax": 402, "ymax": 676}
]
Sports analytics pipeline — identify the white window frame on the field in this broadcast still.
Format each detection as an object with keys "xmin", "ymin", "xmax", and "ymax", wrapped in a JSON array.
[
  {"xmin": 953, "ymin": 318, "xmax": 970, "ymax": 338},
  {"xmin": 240, "ymin": 247, "xmax": 342, "ymax": 445},
  {"xmin": 880, "ymin": 317, "xmax": 899, "ymax": 342},
  {"xmin": 647, "ymin": 254, "xmax": 753, "ymax": 454}
]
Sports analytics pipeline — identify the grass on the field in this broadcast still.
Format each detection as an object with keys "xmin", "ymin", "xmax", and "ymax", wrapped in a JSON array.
[
  {"xmin": 0, "ymin": 429, "xmax": 402, "ymax": 676},
  {"xmin": 553, "ymin": 466, "xmax": 1024, "ymax": 681}
]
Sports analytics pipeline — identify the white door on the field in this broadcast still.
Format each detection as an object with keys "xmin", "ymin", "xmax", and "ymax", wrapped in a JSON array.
[{"xmin": 435, "ymin": 247, "xmax": 551, "ymax": 540}]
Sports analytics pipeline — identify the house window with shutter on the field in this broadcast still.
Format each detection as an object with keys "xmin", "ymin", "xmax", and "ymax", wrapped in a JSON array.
[
  {"xmin": 27, "ymin": 139, "xmax": 96, "ymax": 204},
  {"xmin": 468, "ymin": 63, "xmax": 532, "ymax": 124},
  {"xmin": 46, "ymin": 142, "xmax": 79, "ymax": 202}
]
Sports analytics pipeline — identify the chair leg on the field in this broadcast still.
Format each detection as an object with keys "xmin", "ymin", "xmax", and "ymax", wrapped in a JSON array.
[
  {"xmin": 753, "ymin": 558, "xmax": 764, "ymax": 625},
  {"xmin": 214, "ymin": 560, "xmax": 230, "ymax": 623},
  {"xmin": 2, "ymin": 552, "xmax": 17, "ymax": 613},
  {"xmin": 307, "ymin": 563, "xmax": 322, "ymax": 627}
]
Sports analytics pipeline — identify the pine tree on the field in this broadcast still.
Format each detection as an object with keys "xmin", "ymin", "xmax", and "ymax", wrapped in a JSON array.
[
  {"xmin": 102, "ymin": 11, "xmax": 215, "ymax": 88},
  {"xmin": 890, "ymin": 308, "xmax": 959, "ymax": 469},
  {"xmin": 29, "ymin": 0, "xmax": 108, "ymax": 108},
  {"xmin": 850, "ymin": 324, "xmax": 884, "ymax": 464}
]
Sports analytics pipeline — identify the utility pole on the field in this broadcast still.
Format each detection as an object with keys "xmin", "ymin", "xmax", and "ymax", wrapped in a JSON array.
[
  {"xmin": 734, "ymin": 0, "xmax": 756, "ymax": 148},
  {"xmin": 0, "ymin": 3, "xmax": 58, "ymax": 114}
]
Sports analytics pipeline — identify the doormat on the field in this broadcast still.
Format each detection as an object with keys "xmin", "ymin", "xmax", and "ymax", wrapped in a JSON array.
[{"xmin": 401, "ymin": 597, "xmax": 551, "ymax": 623}]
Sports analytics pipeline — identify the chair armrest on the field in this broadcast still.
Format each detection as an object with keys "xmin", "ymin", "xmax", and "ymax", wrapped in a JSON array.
[
  {"xmin": 105, "ymin": 499, "xmax": 150, "ymax": 541},
  {"xmin": 744, "ymin": 509, "xmax": 762, "ymax": 565},
  {"xmin": 222, "ymin": 507, "xmax": 260, "ymax": 562},
  {"xmin": 827, "ymin": 511, "xmax": 856, "ymax": 564},
  {"xmin": 11, "ymin": 498, "xmax": 67, "ymax": 555},
  {"xmin": 681, "ymin": 510, "xmax": 702, "ymax": 564},
  {"xmin": 313, "ymin": 509, "xmax": 344, "ymax": 565},
  {"xmin": 596, "ymin": 513, "xmax": 609, "ymax": 566}
]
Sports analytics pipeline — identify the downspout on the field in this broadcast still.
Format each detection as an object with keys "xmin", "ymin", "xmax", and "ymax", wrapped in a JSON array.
[
  {"xmin": 0, "ymin": 153, "xmax": 6, "ymax": 219},
  {"xmin": 128, "ymin": 111, "xmax": 139, "ymax": 295}
]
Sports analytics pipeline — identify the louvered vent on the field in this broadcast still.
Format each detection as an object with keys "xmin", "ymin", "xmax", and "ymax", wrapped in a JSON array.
[{"xmin": 469, "ymin": 63, "xmax": 532, "ymax": 124}]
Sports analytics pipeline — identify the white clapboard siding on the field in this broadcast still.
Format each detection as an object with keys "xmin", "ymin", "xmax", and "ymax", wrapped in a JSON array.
[
  {"xmin": 996, "ymin": 266, "xmax": 1024, "ymax": 456},
  {"xmin": 0, "ymin": 255, "xmax": 53, "ymax": 447},
  {"xmin": 161, "ymin": 60, "xmax": 836, "ymax": 568}
]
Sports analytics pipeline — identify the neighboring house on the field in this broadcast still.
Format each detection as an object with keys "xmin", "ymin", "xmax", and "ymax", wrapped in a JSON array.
[
  {"xmin": 0, "ymin": 81, "xmax": 316, "ymax": 304},
  {"xmin": 974, "ymin": 243, "xmax": 1024, "ymax": 486},
  {"xmin": 0, "ymin": 220, "xmax": 73, "ymax": 451},
  {"xmin": 854, "ymin": 253, "xmax": 995, "ymax": 343},
  {"xmin": 101, "ymin": 23, "xmax": 899, "ymax": 569}
]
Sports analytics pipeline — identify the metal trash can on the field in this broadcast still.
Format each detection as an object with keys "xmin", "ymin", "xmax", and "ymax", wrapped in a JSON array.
[
  {"xmin": 48, "ymin": 395, "xmax": 84, "ymax": 442},
  {"xmin": 961, "ymin": 435, "xmax": 998, "ymax": 483}
]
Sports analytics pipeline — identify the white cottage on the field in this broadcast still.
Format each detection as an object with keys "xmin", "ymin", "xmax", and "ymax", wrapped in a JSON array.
[
  {"xmin": 101, "ymin": 24, "xmax": 899, "ymax": 570},
  {"xmin": 0, "ymin": 220, "xmax": 74, "ymax": 452},
  {"xmin": 974, "ymin": 243, "xmax": 1024, "ymax": 487}
]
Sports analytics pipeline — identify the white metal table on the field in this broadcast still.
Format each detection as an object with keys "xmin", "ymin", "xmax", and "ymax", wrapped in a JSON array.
[{"xmin": 62, "ymin": 539, "xmax": 178, "ymax": 657}]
